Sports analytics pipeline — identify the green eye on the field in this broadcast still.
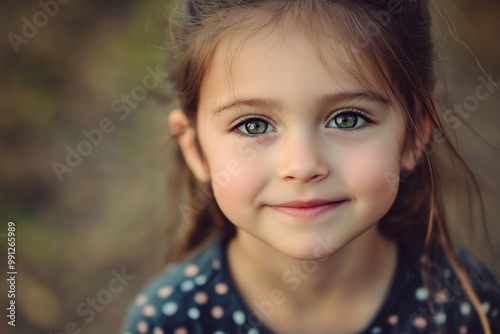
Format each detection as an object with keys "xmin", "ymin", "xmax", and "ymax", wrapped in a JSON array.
[
  {"xmin": 246, "ymin": 120, "xmax": 268, "ymax": 134},
  {"xmin": 327, "ymin": 110, "xmax": 368, "ymax": 129},
  {"xmin": 236, "ymin": 118, "xmax": 276, "ymax": 135}
]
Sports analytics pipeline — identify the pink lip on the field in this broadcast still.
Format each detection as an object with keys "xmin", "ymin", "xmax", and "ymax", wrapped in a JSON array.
[{"xmin": 269, "ymin": 200, "xmax": 346, "ymax": 219}]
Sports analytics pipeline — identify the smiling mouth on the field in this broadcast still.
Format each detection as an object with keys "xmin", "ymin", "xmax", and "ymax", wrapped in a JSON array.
[{"xmin": 269, "ymin": 200, "xmax": 347, "ymax": 219}]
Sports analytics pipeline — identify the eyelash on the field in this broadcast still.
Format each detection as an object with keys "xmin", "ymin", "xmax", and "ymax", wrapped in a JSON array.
[
  {"xmin": 230, "ymin": 115, "xmax": 276, "ymax": 138},
  {"xmin": 230, "ymin": 108, "xmax": 374, "ymax": 137},
  {"xmin": 326, "ymin": 108, "xmax": 374, "ymax": 132}
]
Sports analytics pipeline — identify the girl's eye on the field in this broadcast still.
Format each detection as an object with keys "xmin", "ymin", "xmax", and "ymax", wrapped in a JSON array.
[
  {"xmin": 327, "ymin": 109, "xmax": 371, "ymax": 130},
  {"xmin": 234, "ymin": 118, "xmax": 276, "ymax": 135}
]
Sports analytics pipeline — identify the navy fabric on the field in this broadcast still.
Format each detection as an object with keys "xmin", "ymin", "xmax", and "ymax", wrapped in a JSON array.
[{"xmin": 121, "ymin": 238, "xmax": 500, "ymax": 334}]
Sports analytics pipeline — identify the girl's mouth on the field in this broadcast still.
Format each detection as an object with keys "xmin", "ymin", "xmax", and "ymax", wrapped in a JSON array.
[{"xmin": 269, "ymin": 199, "xmax": 347, "ymax": 219}]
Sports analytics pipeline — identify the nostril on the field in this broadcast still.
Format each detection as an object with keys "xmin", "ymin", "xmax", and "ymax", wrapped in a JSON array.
[
  {"xmin": 308, "ymin": 174, "xmax": 324, "ymax": 182},
  {"xmin": 277, "ymin": 144, "xmax": 330, "ymax": 182}
]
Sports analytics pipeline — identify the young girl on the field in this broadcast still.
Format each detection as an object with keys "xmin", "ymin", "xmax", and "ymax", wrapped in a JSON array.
[{"xmin": 122, "ymin": 0, "xmax": 500, "ymax": 333}]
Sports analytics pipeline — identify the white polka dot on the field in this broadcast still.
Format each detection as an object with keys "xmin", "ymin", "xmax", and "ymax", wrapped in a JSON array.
[
  {"xmin": 180, "ymin": 280, "xmax": 195, "ymax": 292},
  {"xmin": 195, "ymin": 275, "xmax": 207, "ymax": 285},
  {"xmin": 442, "ymin": 267, "xmax": 452, "ymax": 279},
  {"xmin": 491, "ymin": 308, "xmax": 499, "ymax": 318},
  {"xmin": 158, "ymin": 286, "xmax": 173, "ymax": 298},
  {"xmin": 371, "ymin": 327, "xmax": 382, "ymax": 334},
  {"xmin": 435, "ymin": 312, "xmax": 446, "ymax": 324},
  {"xmin": 460, "ymin": 302, "xmax": 471, "ymax": 316},
  {"xmin": 482, "ymin": 301, "xmax": 491, "ymax": 313},
  {"xmin": 136, "ymin": 294, "xmax": 147, "ymax": 306},
  {"xmin": 188, "ymin": 307, "xmax": 200, "ymax": 320},
  {"xmin": 214, "ymin": 331, "xmax": 225, "ymax": 334},
  {"xmin": 162, "ymin": 302, "xmax": 178, "ymax": 316},
  {"xmin": 415, "ymin": 287, "xmax": 428, "ymax": 301},
  {"xmin": 233, "ymin": 310, "xmax": 246, "ymax": 325},
  {"xmin": 248, "ymin": 329, "xmax": 259, "ymax": 334}
]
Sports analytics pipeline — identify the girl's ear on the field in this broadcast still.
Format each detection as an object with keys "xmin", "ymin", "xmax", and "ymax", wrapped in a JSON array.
[
  {"xmin": 401, "ymin": 117, "xmax": 433, "ymax": 172},
  {"xmin": 168, "ymin": 110, "xmax": 211, "ymax": 183}
]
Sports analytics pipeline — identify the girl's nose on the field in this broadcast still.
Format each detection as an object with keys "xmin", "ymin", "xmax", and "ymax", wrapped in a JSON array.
[{"xmin": 276, "ymin": 130, "xmax": 329, "ymax": 183}]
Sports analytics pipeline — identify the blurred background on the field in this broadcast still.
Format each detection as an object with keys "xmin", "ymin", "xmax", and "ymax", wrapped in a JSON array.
[{"xmin": 0, "ymin": 0, "xmax": 499, "ymax": 333}]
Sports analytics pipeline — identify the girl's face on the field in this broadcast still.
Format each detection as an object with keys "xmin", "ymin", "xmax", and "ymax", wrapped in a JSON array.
[{"xmin": 193, "ymin": 29, "xmax": 408, "ymax": 260}]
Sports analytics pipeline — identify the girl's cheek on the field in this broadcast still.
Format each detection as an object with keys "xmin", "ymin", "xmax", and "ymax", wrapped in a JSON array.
[
  {"xmin": 344, "ymin": 144, "xmax": 401, "ymax": 196},
  {"xmin": 209, "ymin": 146, "xmax": 267, "ymax": 206}
]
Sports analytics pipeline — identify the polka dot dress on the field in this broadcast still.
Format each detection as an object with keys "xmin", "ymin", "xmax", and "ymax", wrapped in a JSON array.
[{"xmin": 121, "ymin": 238, "xmax": 500, "ymax": 333}]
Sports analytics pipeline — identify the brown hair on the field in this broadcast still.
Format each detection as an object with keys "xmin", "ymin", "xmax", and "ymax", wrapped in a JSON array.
[{"xmin": 164, "ymin": 1, "xmax": 492, "ymax": 332}]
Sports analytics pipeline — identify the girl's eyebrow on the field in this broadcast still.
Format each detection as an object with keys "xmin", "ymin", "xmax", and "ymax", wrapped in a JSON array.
[
  {"xmin": 211, "ymin": 91, "xmax": 392, "ymax": 115},
  {"xmin": 319, "ymin": 91, "xmax": 392, "ymax": 109},
  {"xmin": 211, "ymin": 98, "xmax": 281, "ymax": 115}
]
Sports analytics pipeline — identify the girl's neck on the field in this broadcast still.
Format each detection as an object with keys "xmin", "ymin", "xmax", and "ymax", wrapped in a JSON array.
[{"xmin": 226, "ymin": 226, "xmax": 398, "ymax": 331}]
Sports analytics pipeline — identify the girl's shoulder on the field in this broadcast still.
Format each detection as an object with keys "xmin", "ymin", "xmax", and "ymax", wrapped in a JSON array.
[
  {"xmin": 445, "ymin": 245, "xmax": 500, "ymax": 331},
  {"xmin": 380, "ymin": 241, "xmax": 500, "ymax": 334},
  {"xmin": 120, "ymin": 237, "xmax": 262, "ymax": 334},
  {"xmin": 454, "ymin": 246, "xmax": 500, "ymax": 292},
  {"xmin": 121, "ymin": 237, "xmax": 500, "ymax": 334}
]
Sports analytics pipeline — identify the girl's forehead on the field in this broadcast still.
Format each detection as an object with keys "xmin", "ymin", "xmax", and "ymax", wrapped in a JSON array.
[{"xmin": 201, "ymin": 25, "xmax": 393, "ymax": 109}]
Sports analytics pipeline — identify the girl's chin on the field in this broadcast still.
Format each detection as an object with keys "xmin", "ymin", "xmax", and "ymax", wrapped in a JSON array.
[{"xmin": 270, "ymin": 238, "xmax": 345, "ymax": 262}]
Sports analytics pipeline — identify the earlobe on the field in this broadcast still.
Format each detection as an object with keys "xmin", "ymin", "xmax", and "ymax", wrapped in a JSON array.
[
  {"xmin": 401, "ymin": 117, "xmax": 433, "ymax": 172},
  {"xmin": 168, "ymin": 110, "xmax": 211, "ymax": 183}
]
